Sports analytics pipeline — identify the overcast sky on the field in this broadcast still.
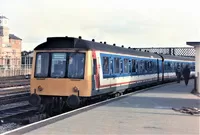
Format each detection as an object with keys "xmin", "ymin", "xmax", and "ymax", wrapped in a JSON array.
[{"xmin": 0, "ymin": 0, "xmax": 200, "ymax": 51}]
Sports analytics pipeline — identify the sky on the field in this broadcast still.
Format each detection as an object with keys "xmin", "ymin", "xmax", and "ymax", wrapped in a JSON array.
[{"xmin": 0, "ymin": 0, "xmax": 200, "ymax": 51}]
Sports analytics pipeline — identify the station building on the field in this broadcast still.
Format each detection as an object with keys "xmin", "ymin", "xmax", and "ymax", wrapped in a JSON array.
[{"xmin": 0, "ymin": 15, "xmax": 22, "ymax": 69}]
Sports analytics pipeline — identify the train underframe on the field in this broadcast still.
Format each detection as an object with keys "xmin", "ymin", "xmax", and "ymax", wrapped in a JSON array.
[
  {"xmin": 29, "ymin": 91, "xmax": 124, "ymax": 116},
  {"xmin": 28, "ymin": 76, "xmax": 187, "ymax": 116}
]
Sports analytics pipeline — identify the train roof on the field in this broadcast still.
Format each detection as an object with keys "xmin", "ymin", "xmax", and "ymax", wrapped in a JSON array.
[
  {"xmin": 160, "ymin": 54, "xmax": 194, "ymax": 61},
  {"xmin": 34, "ymin": 36, "xmax": 161, "ymax": 58}
]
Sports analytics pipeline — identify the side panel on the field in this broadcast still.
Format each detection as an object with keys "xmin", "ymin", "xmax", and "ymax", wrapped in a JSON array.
[{"xmin": 92, "ymin": 51, "xmax": 161, "ymax": 96}]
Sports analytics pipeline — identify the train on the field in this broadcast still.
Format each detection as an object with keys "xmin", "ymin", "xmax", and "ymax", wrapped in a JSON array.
[{"xmin": 28, "ymin": 36, "xmax": 195, "ymax": 114}]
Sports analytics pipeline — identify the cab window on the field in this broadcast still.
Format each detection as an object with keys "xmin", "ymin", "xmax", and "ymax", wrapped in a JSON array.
[
  {"xmin": 67, "ymin": 53, "xmax": 85, "ymax": 79},
  {"xmin": 51, "ymin": 53, "xmax": 67, "ymax": 78},
  {"xmin": 35, "ymin": 53, "xmax": 49, "ymax": 77}
]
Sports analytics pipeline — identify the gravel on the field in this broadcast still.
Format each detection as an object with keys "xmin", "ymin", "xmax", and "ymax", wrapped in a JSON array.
[{"xmin": 0, "ymin": 123, "xmax": 21, "ymax": 134}]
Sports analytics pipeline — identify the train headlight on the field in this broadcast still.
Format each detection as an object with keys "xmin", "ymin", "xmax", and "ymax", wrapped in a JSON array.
[
  {"xmin": 73, "ymin": 86, "xmax": 79, "ymax": 92},
  {"xmin": 38, "ymin": 86, "xmax": 43, "ymax": 91}
]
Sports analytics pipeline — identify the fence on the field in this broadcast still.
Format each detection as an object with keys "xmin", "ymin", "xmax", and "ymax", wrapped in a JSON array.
[
  {"xmin": 132, "ymin": 47, "xmax": 195, "ymax": 57},
  {"xmin": 0, "ymin": 56, "xmax": 33, "ymax": 77},
  {"xmin": 0, "ymin": 64, "xmax": 32, "ymax": 77}
]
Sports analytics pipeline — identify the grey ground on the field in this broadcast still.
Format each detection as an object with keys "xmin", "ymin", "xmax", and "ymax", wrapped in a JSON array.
[{"xmin": 21, "ymin": 80, "xmax": 200, "ymax": 135}]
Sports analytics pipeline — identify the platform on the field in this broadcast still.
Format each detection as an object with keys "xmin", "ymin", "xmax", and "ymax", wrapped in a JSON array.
[{"xmin": 4, "ymin": 80, "xmax": 200, "ymax": 135}]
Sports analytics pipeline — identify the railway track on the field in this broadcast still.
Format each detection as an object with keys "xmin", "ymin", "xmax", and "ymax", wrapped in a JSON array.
[
  {"xmin": 0, "ymin": 92, "xmax": 30, "ymax": 106},
  {"xmin": 0, "ymin": 75, "xmax": 30, "ymax": 88},
  {"xmin": 0, "ymin": 85, "xmax": 30, "ymax": 105},
  {"xmin": 0, "ymin": 86, "xmax": 30, "ymax": 95},
  {"xmin": 0, "ymin": 80, "xmax": 30, "ymax": 88},
  {"xmin": 0, "ymin": 75, "xmax": 30, "ymax": 81},
  {"xmin": 0, "ymin": 103, "xmax": 38, "ymax": 125}
]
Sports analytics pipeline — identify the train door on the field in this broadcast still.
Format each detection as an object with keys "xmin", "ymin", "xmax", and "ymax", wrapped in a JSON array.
[
  {"xmin": 110, "ymin": 57, "xmax": 114, "ymax": 87},
  {"xmin": 92, "ymin": 59, "xmax": 97, "ymax": 91},
  {"xmin": 92, "ymin": 51, "xmax": 100, "ymax": 91}
]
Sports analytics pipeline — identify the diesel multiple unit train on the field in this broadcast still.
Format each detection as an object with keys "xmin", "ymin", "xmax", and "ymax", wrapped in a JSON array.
[{"xmin": 29, "ymin": 36, "xmax": 195, "ymax": 113}]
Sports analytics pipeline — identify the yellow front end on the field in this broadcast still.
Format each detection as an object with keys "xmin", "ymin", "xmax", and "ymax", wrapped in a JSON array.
[{"xmin": 30, "ymin": 50, "xmax": 92, "ymax": 97}]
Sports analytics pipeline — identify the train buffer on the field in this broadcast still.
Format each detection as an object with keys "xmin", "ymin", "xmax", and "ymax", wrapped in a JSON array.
[{"xmin": 3, "ymin": 80, "xmax": 200, "ymax": 135}]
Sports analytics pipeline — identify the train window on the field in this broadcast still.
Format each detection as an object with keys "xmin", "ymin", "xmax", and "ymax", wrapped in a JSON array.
[
  {"xmin": 153, "ymin": 61, "xmax": 156, "ymax": 72},
  {"xmin": 135, "ymin": 61, "xmax": 138, "ymax": 73},
  {"xmin": 93, "ymin": 59, "xmax": 97, "ymax": 75},
  {"xmin": 35, "ymin": 53, "xmax": 49, "ymax": 77},
  {"xmin": 110, "ymin": 59, "xmax": 113, "ymax": 74},
  {"xmin": 138, "ymin": 60, "xmax": 144, "ymax": 74},
  {"xmin": 164, "ymin": 62, "xmax": 168, "ymax": 71},
  {"xmin": 129, "ymin": 60, "xmax": 131, "ymax": 73},
  {"xmin": 124, "ymin": 59, "xmax": 129, "ymax": 73},
  {"xmin": 193, "ymin": 63, "xmax": 195, "ymax": 71},
  {"xmin": 50, "ymin": 53, "xmax": 67, "ymax": 78},
  {"xmin": 68, "ymin": 53, "xmax": 85, "ymax": 79},
  {"xmin": 144, "ymin": 60, "xmax": 148, "ymax": 73},
  {"xmin": 148, "ymin": 61, "xmax": 152, "ymax": 72},
  {"xmin": 167, "ymin": 62, "xmax": 171, "ymax": 71},
  {"xmin": 114, "ymin": 58, "xmax": 120, "ymax": 73},
  {"xmin": 120, "ymin": 59, "xmax": 123, "ymax": 73},
  {"xmin": 102, "ymin": 57, "xmax": 109, "ymax": 74},
  {"xmin": 171, "ymin": 62, "xmax": 174, "ymax": 71},
  {"xmin": 181, "ymin": 63, "xmax": 183, "ymax": 68},
  {"xmin": 132, "ymin": 59, "xmax": 136, "ymax": 72},
  {"xmin": 174, "ymin": 63, "xmax": 177, "ymax": 71}
]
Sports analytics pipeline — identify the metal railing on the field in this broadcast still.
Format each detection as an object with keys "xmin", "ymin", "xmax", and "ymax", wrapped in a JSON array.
[
  {"xmin": 0, "ymin": 64, "xmax": 32, "ymax": 77},
  {"xmin": 0, "ymin": 55, "xmax": 33, "ymax": 77}
]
